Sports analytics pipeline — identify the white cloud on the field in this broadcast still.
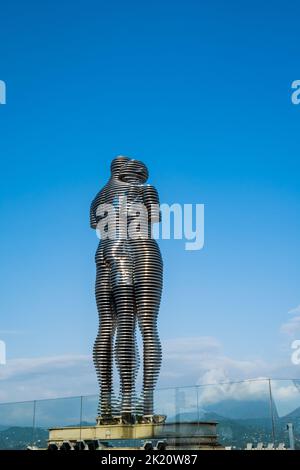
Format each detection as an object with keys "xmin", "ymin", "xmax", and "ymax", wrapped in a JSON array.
[
  {"xmin": 280, "ymin": 316, "xmax": 300, "ymax": 335},
  {"xmin": 280, "ymin": 305, "xmax": 300, "ymax": 336},
  {"xmin": 0, "ymin": 336, "xmax": 300, "ymax": 421},
  {"xmin": 160, "ymin": 336, "xmax": 267, "ymax": 387},
  {"xmin": 0, "ymin": 355, "xmax": 97, "ymax": 403},
  {"xmin": 0, "ymin": 330, "xmax": 26, "ymax": 335},
  {"xmin": 288, "ymin": 305, "xmax": 300, "ymax": 315},
  {"xmin": 159, "ymin": 336, "xmax": 300, "ymax": 417}
]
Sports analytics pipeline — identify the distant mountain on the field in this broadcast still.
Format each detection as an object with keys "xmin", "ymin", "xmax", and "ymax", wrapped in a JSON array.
[
  {"xmin": 0, "ymin": 426, "xmax": 48, "ymax": 450},
  {"xmin": 283, "ymin": 406, "xmax": 300, "ymax": 420},
  {"xmin": 0, "ymin": 399, "xmax": 299, "ymax": 450},
  {"xmin": 204, "ymin": 399, "xmax": 276, "ymax": 420},
  {"xmin": 168, "ymin": 399, "xmax": 300, "ymax": 449},
  {"xmin": 170, "ymin": 399, "xmax": 276, "ymax": 422}
]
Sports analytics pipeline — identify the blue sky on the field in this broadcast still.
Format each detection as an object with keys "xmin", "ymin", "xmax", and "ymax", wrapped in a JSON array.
[{"xmin": 0, "ymin": 0, "xmax": 300, "ymax": 402}]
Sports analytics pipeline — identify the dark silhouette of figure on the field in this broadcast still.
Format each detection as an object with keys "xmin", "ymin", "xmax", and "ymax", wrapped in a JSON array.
[{"xmin": 90, "ymin": 156, "xmax": 162, "ymax": 422}]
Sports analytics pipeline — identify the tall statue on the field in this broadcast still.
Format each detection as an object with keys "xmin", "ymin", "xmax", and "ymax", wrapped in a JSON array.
[{"xmin": 90, "ymin": 156, "xmax": 163, "ymax": 423}]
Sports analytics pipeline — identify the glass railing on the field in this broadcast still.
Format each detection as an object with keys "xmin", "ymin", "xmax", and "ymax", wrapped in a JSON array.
[{"xmin": 0, "ymin": 379, "xmax": 298, "ymax": 449}]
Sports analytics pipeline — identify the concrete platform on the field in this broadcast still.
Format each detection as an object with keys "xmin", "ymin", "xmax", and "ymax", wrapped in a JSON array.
[{"xmin": 48, "ymin": 421, "xmax": 221, "ymax": 450}]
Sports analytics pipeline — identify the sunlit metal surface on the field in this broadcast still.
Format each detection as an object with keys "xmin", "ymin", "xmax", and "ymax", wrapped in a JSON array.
[{"xmin": 90, "ymin": 156, "xmax": 162, "ymax": 421}]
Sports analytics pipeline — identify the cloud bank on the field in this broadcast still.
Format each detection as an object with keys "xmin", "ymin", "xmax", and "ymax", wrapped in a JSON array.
[{"xmin": 1, "ymin": 335, "xmax": 299, "ymax": 404}]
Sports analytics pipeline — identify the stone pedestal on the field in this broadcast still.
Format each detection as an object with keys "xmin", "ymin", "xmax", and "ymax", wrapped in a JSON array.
[
  {"xmin": 157, "ymin": 421, "xmax": 221, "ymax": 449},
  {"xmin": 48, "ymin": 421, "xmax": 221, "ymax": 450}
]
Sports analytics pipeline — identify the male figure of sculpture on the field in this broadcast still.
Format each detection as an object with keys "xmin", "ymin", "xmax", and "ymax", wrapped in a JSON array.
[{"xmin": 90, "ymin": 156, "xmax": 163, "ymax": 423}]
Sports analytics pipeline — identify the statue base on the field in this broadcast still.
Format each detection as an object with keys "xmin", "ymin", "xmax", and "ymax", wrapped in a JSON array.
[
  {"xmin": 95, "ymin": 414, "xmax": 167, "ymax": 425},
  {"xmin": 48, "ymin": 420, "xmax": 221, "ymax": 450}
]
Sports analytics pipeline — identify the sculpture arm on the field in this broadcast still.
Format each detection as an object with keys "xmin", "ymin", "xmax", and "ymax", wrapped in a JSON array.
[
  {"xmin": 90, "ymin": 188, "xmax": 106, "ymax": 230},
  {"xmin": 142, "ymin": 185, "xmax": 161, "ymax": 223},
  {"xmin": 90, "ymin": 201, "xmax": 98, "ymax": 229}
]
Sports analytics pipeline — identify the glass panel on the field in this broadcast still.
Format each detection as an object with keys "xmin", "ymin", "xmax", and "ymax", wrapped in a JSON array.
[
  {"xmin": 0, "ymin": 401, "xmax": 35, "ymax": 449},
  {"xmin": 81, "ymin": 394, "xmax": 98, "ymax": 426},
  {"xmin": 33, "ymin": 396, "xmax": 82, "ymax": 448},
  {"xmin": 270, "ymin": 379, "xmax": 300, "ymax": 450},
  {"xmin": 197, "ymin": 379, "xmax": 272, "ymax": 449},
  {"xmin": 3, "ymin": 380, "xmax": 300, "ymax": 449},
  {"xmin": 155, "ymin": 387, "xmax": 176, "ymax": 419}
]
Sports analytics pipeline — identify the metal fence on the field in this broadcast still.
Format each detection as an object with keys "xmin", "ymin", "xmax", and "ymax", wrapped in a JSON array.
[{"xmin": 0, "ymin": 378, "xmax": 300, "ymax": 449}]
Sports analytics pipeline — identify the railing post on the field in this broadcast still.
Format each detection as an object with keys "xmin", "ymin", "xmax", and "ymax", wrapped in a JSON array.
[
  {"xmin": 196, "ymin": 386, "xmax": 200, "ymax": 428},
  {"xmin": 79, "ymin": 396, "xmax": 83, "ymax": 441},
  {"xmin": 31, "ymin": 400, "xmax": 36, "ymax": 447},
  {"xmin": 268, "ymin": 379, "xmax": 276, "ymax": 445}
]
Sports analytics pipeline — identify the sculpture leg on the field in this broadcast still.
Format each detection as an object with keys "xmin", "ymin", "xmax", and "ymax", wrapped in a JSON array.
[
  {"xmin": 136, "ymin": 288, "xmax": 162, "ymax": 415},
  {"xmin": 133, "ymin": 240, "xmax": 163, "ymax": 416},
  {"xmin": 112, "ymin": 258, "xmax": 136, "ymax": 420},
  {"xmin": 94, "ymin": 261, "xmax": 115, "ymax": 420}
]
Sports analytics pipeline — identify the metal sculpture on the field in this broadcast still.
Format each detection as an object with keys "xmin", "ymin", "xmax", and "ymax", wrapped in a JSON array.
[{"xmin": 90, "ymin": 156, "xmax": 163, "ymax": 423}]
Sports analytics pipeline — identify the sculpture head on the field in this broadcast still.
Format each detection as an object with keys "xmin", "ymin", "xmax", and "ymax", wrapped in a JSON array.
[
  {"xmin": 119, "ymin": 159, "xmax": 149, "ymax": 184},
  {"xmin": 110, "ymin": 155, "xmax": 130, "ymax": 177}
]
